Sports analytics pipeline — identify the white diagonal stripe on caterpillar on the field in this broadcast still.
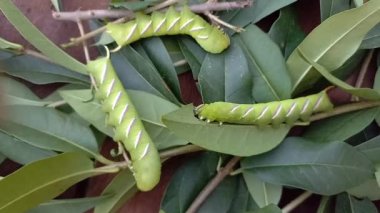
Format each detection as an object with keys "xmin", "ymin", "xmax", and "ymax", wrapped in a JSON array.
[
  {"xmin": 197, "ymin": 35, "xmax": 209, "ymax": 40},
  {"xmin": 125, "ymin": 118, "xmax": 136, "ymax": 138},
  {"xmin": 286, "ymin": 102, "xmax": 297, "ymax": 117},
  {"xmin": 140, "ymin": 20, "xmax": 152, "ymax": 35},
  {"xmin": 154, "ymin": 17, "xmax": 167, "ymax": 33},
  {"xmin": 300, "ymin": 99, "xmax": 311, "ymax": 115},
  {"xmin": 230, "ymin": 105, "xmax": 240, "ymax": 113},
  {"xmin": 272, "ymin": 104, "xmax": 283, "ymax": 120},
  {"xmin": 100, "ymin": 61, "xmax": 108, "ymax": 84},
  {"xmin": 139, "ymin": 143, "xmax": 150, "ymax": 160},
  {"xmin": 190, "ymin": 26, "xmax": 205, "ymax": 32},
  {"xmin": 180, "ymin": 18, "xmax": 194, "ymax": 30},
  {"xmin": 312, "ymin": 94, "xmax": 324, "ymax": 111},
  {"xmin": 125, "ymin": 23, "xmax": 138, "ymax": 42},
  {"xmin": 134, "ymin": 130, "xmax": 142, "ymax": 149},
  {"xmin": 257, "ymin": 106, "xmax": 269, "ymax": 120},
  {"xmin": 111, "ymin": 91, "xmax": 122, "ymax": 110},
  {"xmin": 242, "ymin": 107, "xmax": 254, "ymax": 118},
  {"xmin": 106, "ymin": 79, "xmax": 115, "ymax": 98},
  {"xmin": 167, "ymin": 17, "xmax": 180, "ymax": 31},
  {"xmin": 119, "ymin": 104, "xmax": 129, "ymax": 124}
]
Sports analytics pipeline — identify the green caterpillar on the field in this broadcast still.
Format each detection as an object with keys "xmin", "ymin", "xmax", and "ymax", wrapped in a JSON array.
[
  {"xmin": 106, "ymin": 6, "xmax": 230, "ymax": 54},
  {"xmin": 87, "ymin": 56, "xmax": 161, "ymax": 191},
  {"xmin": 195, "ymin": 90, "xmax": 334, "ymax": 126}
]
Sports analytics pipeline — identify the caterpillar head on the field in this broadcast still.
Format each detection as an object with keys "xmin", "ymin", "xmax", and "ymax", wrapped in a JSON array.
[{"xmin": 194, "ymin": 27, "xmax": 230, "ymax": 54}]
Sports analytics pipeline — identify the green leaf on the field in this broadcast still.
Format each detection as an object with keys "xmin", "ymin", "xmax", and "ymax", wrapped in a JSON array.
[
  {"xmin": 235, "ymin": 25, "xmax": 292, "ymax": 102},
  {"xmin": 335, "ymin": 193, "xmax": 378, "ymax": 213},
  {"xmin": 361, "ymin": 24, "xmax": 380, "ymax": 49},
  {"xmin": 320, "ymin": 0, "xmax": 351, "ymax": 21},
  {"xmin": 111, "ymin": 46, "xmax": 179, "ymax": 104},
  {"xmin": 303, "ymin": 107, "xmax": 380, "ymax": 142},
  {"xmin": 162, "ymin": 105, "xmax": 290, "ymax": 156},
  {"xmin": 0, "ymin": 37, "xmax": 22, "ymax": 51},
  {"xmin": 287, "ymin": 0, "xmax": 380, "ymax": 94},
  {"xmin": 356, "ymin": 135, "xmax": 380, "ymax": 164},
  {"xmin": 298, "ymin": 48, "xmax": 380, "ymax": 100},
  {"xmin": 242, "ymin": 172, "xmax": 282, "ymax": 208},
  {"xmin": 161, "ymin": 38, "xmax": 189, "ymax": 75},
  {"xmin": 268, "ymin": 6, "xmax": 306, "ymax": 59},
  {"xmin": 198, "ymin": 53, "xmax": 225, "ymax": 103},
  {"xmin": 60, "ymin": 89, "xmax": 187, "ymax": 150},
  {"xmin": 219, "ymin": 0, "xmax": 297, "ymax": 35},
  {"xmin": 0, "ymin": 76, "xmax": 50, "ymax": 106},
  {"xmin": 0, "ymin": 152, "xmax": 117, "ymax": 213},
  {"xmin": 227, "ymin": 176, "xmax": 259, "ymax": 213},
  {"xmin": 198, "ymin": 176, "xmax": 238, "ymax": 213},
  {"xmin": 94, "ymin": 170, "xmax": 137, "ymax": 213},
  {"xmin": 1, "ymin": 105, "xmax": 99, "ymax": 158},
  {"xmin": 160, "ymin": 152, "xmax": 219, "ymax": 213},
  {"xmin": 139, "ymin": 37, "xmax": 182, "ymax": 100},
  {"xmin": 0, "ymin": 0, "xmax": 88, "ymax": 75},
  {"xmin": 241, "ymin": 137, "xmax": 374, "ymax": 195},
  {"xmin": 198, "ymin": 40, "xmax": 253, "ymax": 104},
  {"xmin": 353, "ymin": 0, "xmax": 364, "ymax": 7},
  {"xmin": 0, "ymin": 131, "xmax": 56, "ymax": 165},
  {"xmin": 0, "ymin": 153, "xmax": 6, "ymax": 165},
  {"xmin": 50, "ymin": 0, "xmax": 62, "ymax": 12},
  {"xmin": 247, "ymin": 204, "xmax": 282, "ymax": 213},
  {"xmin": 28, "ymin": 196, "xmax": 110, "ymax": 213},
  {"xmin": 347, "ymin": 178, "xmax": 380, "ymax": 200},
  {"xmin": 178, "ymin": 37, "xmax": 206, "ymax": 79},
  {"xmin": 317, "ymin": 196, "xmax": 334, "ymax": 213},
  {"xmin": 0, "ymin": 55, "xmax": 89, "ymax": 85}
]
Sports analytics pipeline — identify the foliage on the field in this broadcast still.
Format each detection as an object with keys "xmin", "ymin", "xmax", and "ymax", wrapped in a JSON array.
[{"xmin": 0, "ymin": 0, "xmax": 379, "ymax": 212}]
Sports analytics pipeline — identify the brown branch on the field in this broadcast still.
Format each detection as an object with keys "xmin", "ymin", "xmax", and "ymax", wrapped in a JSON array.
[
  {"xmin": 159, "ymin": 145, "xmax": 204, "ymax": 159},
  {"xmin": 76, "ymin": 19, "xmax": 90, "ymax": 62},
  {"xmin": 352, "ymin": 49, "xmax": 375, "ymax": 101},
  {"xmin": 309, "ymin": 101, "xmax": 380, "ymax": 122},
  {"xmin": 186, "ymin": 156, "xmax": 241, "ymax": 213},
  {"xmin": 282, "ymin": 191, "xmax": 313, "ymax": 213},
  {"xmin": 53, "ymin": 10, "xmax": 134, "ymax": 21},
  {"xmin": 53, "ymin": 1, "xmax": 252, "ymax": 21},
  {"xmin": 23, "ymin": 49, "xmax": 52, "ymax": 63}
]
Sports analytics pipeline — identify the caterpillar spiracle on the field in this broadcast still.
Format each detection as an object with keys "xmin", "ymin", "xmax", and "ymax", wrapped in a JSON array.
[
  {"xmin": 87, "ymin": 56, "xmax": 161, "ymax": 191},
  {"xmin": 195, "ymin": 90, "xmax": 334, "ymax": 126},
  {"xmin": 106, "ymin": 6, "xmax": 230, "ymax": 54}
]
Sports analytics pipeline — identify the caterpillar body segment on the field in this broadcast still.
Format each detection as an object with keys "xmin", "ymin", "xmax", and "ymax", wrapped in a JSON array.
[
  {"xmin": 195, "ymin": 90, "xmax": 333, "ymax": 126},
  {"xmin": 106, "ymin": 7, "xmax": 230, "ymax": 54},
  {"xmin": 87, "ymin": 57, "xmax": 161, "ymax": 191}
]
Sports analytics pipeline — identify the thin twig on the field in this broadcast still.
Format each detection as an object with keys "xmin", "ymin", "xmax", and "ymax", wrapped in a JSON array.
[
  {"xmin": 282, "ymin": 191, "xmax": 313, "ymax": 213},
  {"xmin": 76, "ymin": 18, "xmax": 90, "ymax": 62},
  {"xmin": 58, "ymin": 0, "xmax": 251, "ymax": 48},
  {"xmin": 23, "ymin": 49, "xmax": 53, "ymax": 63},
  {"xmin": 205, "ymin": 12, "xmax": 244, "ymax": 32},
  {"xmin": 61, "ymin": 18, "xmax": 126, "ymax": 48},
  {"xmin": 309, "ymin": 101, "xmax": 380, "ymax": 122},
  {"xmin": 352, "ymin": 49, "xmax": 375, "ymax": 101},
  {"xmin": 159, "ymin": 145, "xmax": 204, "ymax": 159},
  {"xmin": 145, "ymin": 0, "xmax": 180, "ymax": 13},
  {"xmin": 186, "ymin": 156, "xmax": 241, "ymax": 213}
]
